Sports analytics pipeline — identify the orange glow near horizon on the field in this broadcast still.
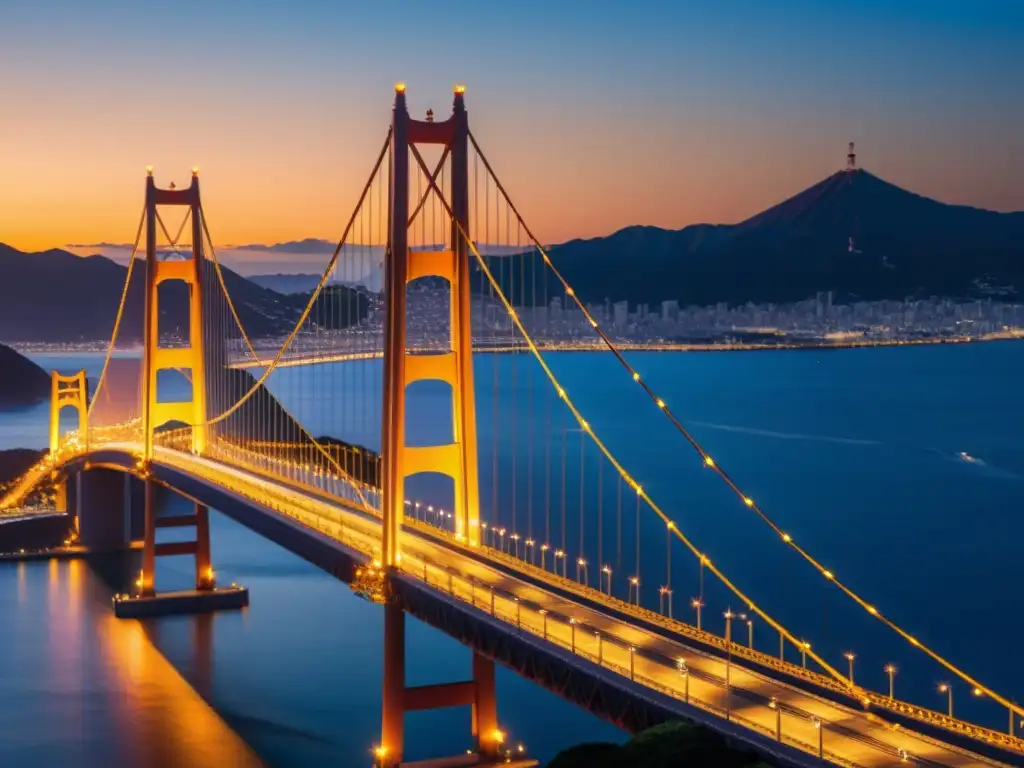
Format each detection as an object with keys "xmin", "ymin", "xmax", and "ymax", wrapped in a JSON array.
[{"xmin": 1, "ymin": 7, "xmax": 1021, "ymax": 255}]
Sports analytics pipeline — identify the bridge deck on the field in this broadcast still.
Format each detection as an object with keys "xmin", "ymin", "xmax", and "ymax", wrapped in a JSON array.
[{"xmin": 64, "ymin": 445, "xmax": 1019, "ymax": 768}]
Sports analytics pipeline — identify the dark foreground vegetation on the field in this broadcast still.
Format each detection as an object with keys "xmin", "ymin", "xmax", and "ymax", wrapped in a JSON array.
[{"xmin": 547, "ymin": 722, "xmax": 776, "ymax": 768}]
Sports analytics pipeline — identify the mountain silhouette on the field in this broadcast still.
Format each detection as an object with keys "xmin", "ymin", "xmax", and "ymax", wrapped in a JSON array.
[
  {"xmin": 0, "ymin": 343, "xmax": 49, "ymax": 407},
  {"xmin": 0, "ymin": 246, "xmax": 368, "ymax": 343},
  {"xmin": 536, "ymin": 169, "xmax": 1024, "ymax": 307}
]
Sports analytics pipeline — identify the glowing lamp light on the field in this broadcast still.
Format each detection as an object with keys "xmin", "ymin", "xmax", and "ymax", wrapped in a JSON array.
[
  {"xmin": 491, "ymin": 729, "xmax": 505, "ymax": 745},
  {"xmin": 145, "ymin": 165, "xmax": 154, "ymax": 176},
  {"xmin": 192, "ymin": 166, "xmax": 199, "ymax": 176},
  {"xmin": 394, "ymin": 82, "xmax": 406, "ymax": 93},
  {"xmin": 454, "ymin": 84, "xmax": 467, "ymax": 94}
]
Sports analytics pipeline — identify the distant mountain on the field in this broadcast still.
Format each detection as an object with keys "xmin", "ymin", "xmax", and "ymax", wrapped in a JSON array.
[
  {"xmin": 0, "ymin": 344, "xmax": 49, "ymax": 407},
  {"xmin": 0, "ymin": 246, "xmax": 367, "ymax": 343},
  {"xmin": 531, "ymin": 170, "xmax": 1024, "ymax": 307},
  {"xmin": 248, "ymin": 273, "xmax": 326, "ymax": 295},
  {"xmin": 228, "ymin": 238, "xmax": 335, "ymax": 254}
]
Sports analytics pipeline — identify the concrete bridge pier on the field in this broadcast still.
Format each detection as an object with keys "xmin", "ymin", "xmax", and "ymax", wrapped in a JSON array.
[{"xmin": 75, "ymin": 467, "xmax": 135, "ymax": 552}]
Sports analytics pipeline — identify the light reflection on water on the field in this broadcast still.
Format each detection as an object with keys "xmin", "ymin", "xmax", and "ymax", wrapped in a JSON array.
[{"xmin": 0, "ymin": 556, "xmax": 263, "ymax": 768}]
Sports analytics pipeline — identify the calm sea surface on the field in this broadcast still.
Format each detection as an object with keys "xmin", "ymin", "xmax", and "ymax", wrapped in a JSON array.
[{"xmin": 2, "ymin": 342, "xmax": 1023, "ymax": 766}]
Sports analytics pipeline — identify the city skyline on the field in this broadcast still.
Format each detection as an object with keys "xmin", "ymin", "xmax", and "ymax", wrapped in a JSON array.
[{"xmin": 1, "ymin": 0, "xmax": 1022, "ymax": 268}]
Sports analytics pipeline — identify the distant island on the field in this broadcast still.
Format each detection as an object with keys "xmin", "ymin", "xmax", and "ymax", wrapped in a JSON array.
[{"xmin": 0, "ymin": 343, "xmax": 49, "ymax": 408}]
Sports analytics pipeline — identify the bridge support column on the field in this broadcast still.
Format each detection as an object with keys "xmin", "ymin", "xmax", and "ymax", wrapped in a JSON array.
[
  {"xmin": 49, "ymin": 370, "xmax": 88, "ymax": 454},
  {"xmin": 141, "ymin": 477, "xmax": 156, "ymax": 595},
  {"xmin": 140, "ymin": 482, "xmax": 215, "ymax": 595},
  {"xmin": 54, "ymin": 474, "xmax": 68, "ymax": 514},
  {"xmin": 380, "ymin": 84, "xmax": 483, "ymax": 570},
  {"xmin": 378, "ymin": 598, "xmax": 502, "ymax": 767},
  {"xmin": 118, "ymin": 475, "xmax": 244, "ymax": 618},
  {"xmin": 194, "ymin": 503, "xmax": 212, "ymax": 590},
  {"xmin": 140, "ymin": 167, "xmax": 208, "ymax": 460}
]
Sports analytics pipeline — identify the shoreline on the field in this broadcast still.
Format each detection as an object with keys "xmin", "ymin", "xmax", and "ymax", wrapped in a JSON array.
[{"xmin": 10, "ymin": 332, "xmax": 1022, "ymax": 362}]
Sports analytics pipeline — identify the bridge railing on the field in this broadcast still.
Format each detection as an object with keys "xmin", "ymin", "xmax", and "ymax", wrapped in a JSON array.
[
  {"xmin": 408, "ymin": 551, "xmax": 888, "ymax": 768},
  {"xmin": 405, "ymin": 515, "xmax": 1024, "ymax": 758},
  {"xmin": 405, "ymin": 547, "xmax": 1001, "ymax": 768}
]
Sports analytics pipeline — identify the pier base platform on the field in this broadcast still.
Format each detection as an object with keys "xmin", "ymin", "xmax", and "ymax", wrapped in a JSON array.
[
  {"xmin": 113, "ymin": 584, "xmax": 248, "ymax": 618},
  {"xmin": 399, "ymin": 755, "xmax": 536, "ymax": 768}
]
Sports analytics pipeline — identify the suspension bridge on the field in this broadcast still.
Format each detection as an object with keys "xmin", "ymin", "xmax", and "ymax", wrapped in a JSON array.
[{"xmin": 1, "ymin": 85, "xmax": 1020, "ymax": 768}]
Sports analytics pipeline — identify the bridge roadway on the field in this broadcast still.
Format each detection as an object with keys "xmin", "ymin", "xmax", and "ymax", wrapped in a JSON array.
[{"xmin": 76, "ymin": 444, "xmax": 1014, "ymax": 768}]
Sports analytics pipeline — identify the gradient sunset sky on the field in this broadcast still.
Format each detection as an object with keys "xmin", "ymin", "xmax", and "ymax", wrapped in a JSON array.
[{"xmin": 1, "ymin": 0, "xmax": 1022, "ymax": 259}]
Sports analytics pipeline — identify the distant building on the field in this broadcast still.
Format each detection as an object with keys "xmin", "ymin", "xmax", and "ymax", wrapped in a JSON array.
[
  {"xmin": 549, "ymin": 296, "xmax": 563, "ymax": 321},
  {"xmin": 613, "ymin": 300, "xmax": 629, "ymax": 329},
  {"xmin": 661, "ymin": 300, "xmax": 680, "ymax": 322}
]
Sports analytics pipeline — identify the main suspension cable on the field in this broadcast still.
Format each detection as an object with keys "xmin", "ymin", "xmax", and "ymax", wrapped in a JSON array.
[{"xmin": 88, "ymin": 205, "xmax": 146, "ymax": 418}]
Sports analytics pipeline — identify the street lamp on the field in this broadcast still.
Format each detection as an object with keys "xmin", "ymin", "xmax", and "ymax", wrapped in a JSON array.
[
  {"xmin": 691, "ymin": 597, "xmax": 703, "ymax": 630},
  {"xmin": 539, "ymin": 608, "xmax": 548, "ymax": 639},
  {"xmin": 738, "ymin": 612, "xmax": 753, "ymax": 648},
  {"xmin": 601, "ymin": 564, "xmax": 612, "ymax": 595},
  {"xmin": 481, "ymin": 521, "xmax": 489, "ymax": 546},
  {"xmin": 525, "ymin": 538, "xmax": 535, "ymax": 564},
  {"xmin": 885, "ymin": 664, "xmax": 897, "ymax": 699},
  {"xmin": 724, "ymin": 610, "xmax": 734, "ymax": 689},
  {"xmin": 540, "ymin": 543, "xmax": 550, "ymax": 570},
  {"xmin": 812, "ymin": 716, "xmax": 823, "ymax": 758},
  {"xmin": 629, "ymin": 576, "xmax": 641, "ymax": 605},
  {"xmin": 677, "ymin": 657, "xmax": 690, "ymax": 702},
  {"xmin": 576, "ymin": 557, "xmax": 588, "ymax": 585},
  {"xmin": 659, "ymin": 586, "xmax": 673, "ymax": 618},
  {"xmin": 844, "ymin": 652, "xmax": 856, "ymax": 685},
  {"xmin": 554, "ymin": 549, "xmax": 566, "ymax": 577},
  {"xmin": 938, "ymin": 683, "xmax": 953, "ymax": 717},
  {"xmin": 769, "ymin": 696, "xmax": 781, "ymax": 741},
  {"xmin": 800, "ymin": 640, "xmax": 811, "ymax": 669},
  {"xmin": 569, "ymin": 618, "xmax": 577, "ymax": 653},
  {"xmin": 498, "ymin": 527, "xmax": 507, "ymax": 553},
  {"xmin": 511, "ymin": 533, "xmax": 521, "ymax": 558}
]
